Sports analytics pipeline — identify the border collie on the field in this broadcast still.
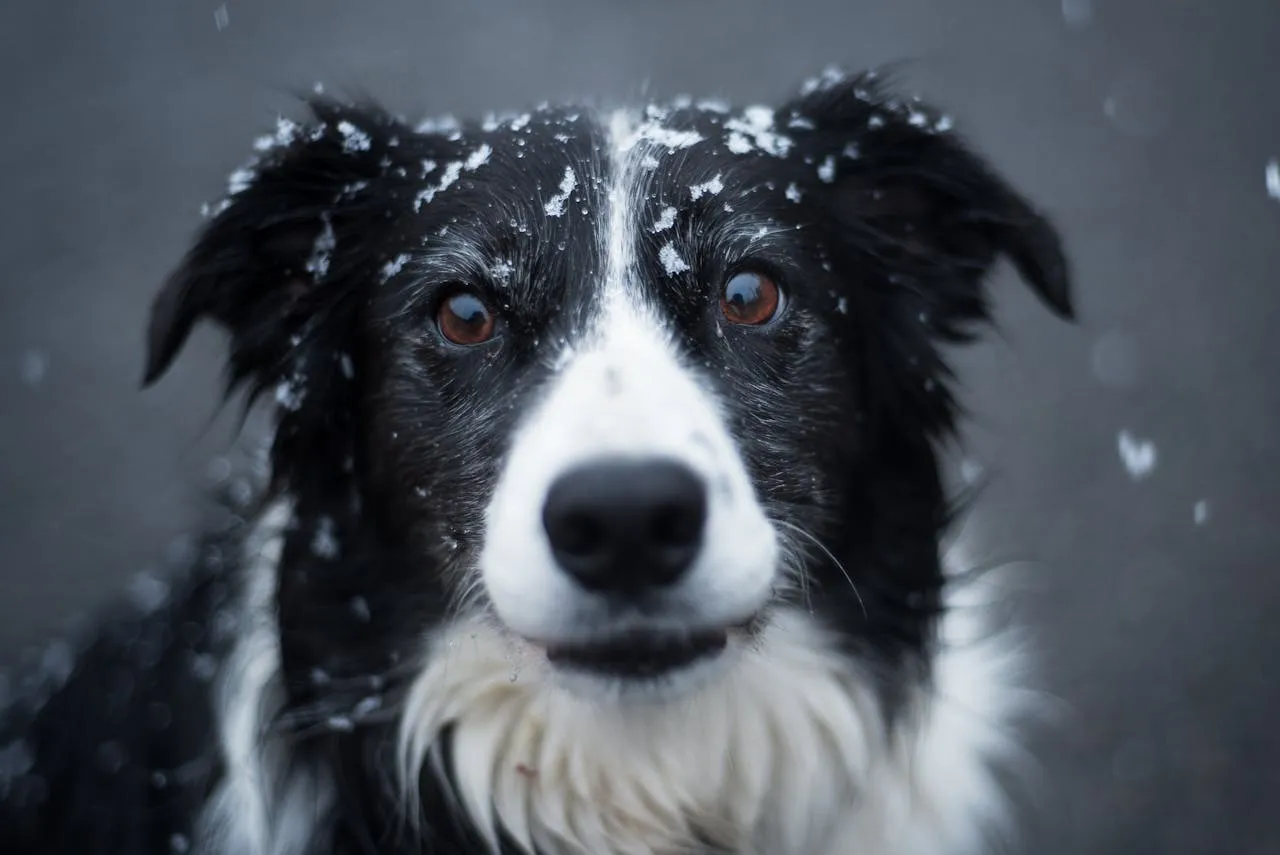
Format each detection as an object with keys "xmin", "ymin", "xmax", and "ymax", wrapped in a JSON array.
[{"xmin": 0, "ymin": 66, "xmax": 1072, "ymax": 855}]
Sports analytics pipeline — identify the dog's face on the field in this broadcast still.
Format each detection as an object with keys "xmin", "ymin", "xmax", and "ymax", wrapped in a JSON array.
[{"xmin": 145, "ymin": 71, "xmax": 1070, "ymax": 708}]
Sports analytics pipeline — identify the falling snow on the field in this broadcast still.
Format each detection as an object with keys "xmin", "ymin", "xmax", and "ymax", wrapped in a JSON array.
[
  {"xmin": 19, "ymin": 349, "xmax": 47, "ymax": 386},
  {"xmin": 327, "ymin": 716, "xmax": 355, "ymax": 732},
  {"xmin": 785, "ymin": 183, "xmax": 802, "ymax": 203},
  {"xmin": 1061, "ymin": 0, "xmax": 1093, "ymax": 28},
  {"xmin": 0, "ymin": 740, "xmax": 35, "ymax": 786},
  {"xmin": 544, "ymin": 166, "xmax": 577, "ymax": 217},
  {"xmin": 213, "ymin": 5, "xmax": 229, "ymax": 31},
  {"xmin": 651, "ymin": 206, "xmax": 677, "ymax": 233},
  {"xmin": 311, "ymin": 517, "xmax": 339, "ymax": 559},
  {"xmin": 350, "ymin": 596, "xmax": 371, "ymax": 622},
  {"xmin": 658, "ymin": 243, "xmax": 690, "ymax": 275},
  {"xmin": 1266, "ymin": 158, "xmax": 1280, "ymax": 200},
  {"xmin": 1117, "ymin": 430, "xmax": 1157, "ymax": 480},
  {"xmin": 127, "ymin": 573, "xmax": 171, "ymax": 615},
  {"xmin": 817, "ymin": 155, "xmax": 837, "ymax": 183},
  {"xmin": 191, "ymin": 653, "xmax": 217, "ymax": 681},
  {"xmin": 353, "ymin": 695, "xmax": 382, "ymax": 717},
  {"xmin": 689, "ymin": 175, "xmax": 724, "ymax": 200},
  {"xmin": 1193, "ymin": 500, "xmax": 1210, "ymax": 525},
  {"xmin": 959, "ymin": 459, "xmax": 984, "ymax": 485}
]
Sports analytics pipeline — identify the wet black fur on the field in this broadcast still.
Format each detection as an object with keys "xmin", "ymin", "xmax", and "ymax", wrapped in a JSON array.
[{"xmin": 0, "ymin": 70, "xmax": 1071, "ymax": 854}]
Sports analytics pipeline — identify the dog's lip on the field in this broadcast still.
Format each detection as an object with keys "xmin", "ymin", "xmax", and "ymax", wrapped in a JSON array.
[
  {"xmin": 542, "ymin": 626, "xmax": 730, "ymax": 678},
  {"xmin": 522, "ymin": 616, "xmax": 756, "ymax": 679}
]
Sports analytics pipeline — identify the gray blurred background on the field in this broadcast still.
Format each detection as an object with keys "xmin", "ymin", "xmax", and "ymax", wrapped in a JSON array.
[{"xmin": 2, "ymin": 0, "xmax": 1277, "ymax": 852}]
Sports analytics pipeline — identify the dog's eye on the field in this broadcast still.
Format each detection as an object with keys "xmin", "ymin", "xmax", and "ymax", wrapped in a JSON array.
[
  {"xmin": 721, "ymin": 272, "xmax": 781, "ymax": 326},
  {"xmin": 436, "ymin": 289, "xmax": 496, "ymax": 345}
]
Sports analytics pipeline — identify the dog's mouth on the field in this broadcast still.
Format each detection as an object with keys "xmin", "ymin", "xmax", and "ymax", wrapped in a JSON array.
[{"xmin": 543, "ymin": 627, "xmax": 730, "ymax": 679}]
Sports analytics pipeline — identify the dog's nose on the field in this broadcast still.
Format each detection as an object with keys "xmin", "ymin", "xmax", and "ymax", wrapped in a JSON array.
[{"xmin": 542, "ymin": 459, "xmax": 707, "ymax": 593}]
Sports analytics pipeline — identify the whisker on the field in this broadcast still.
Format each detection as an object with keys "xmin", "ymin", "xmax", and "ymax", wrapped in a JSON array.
[{"xmin": 773, "ymin": 519, "xmax": 867, "ymax": 619}]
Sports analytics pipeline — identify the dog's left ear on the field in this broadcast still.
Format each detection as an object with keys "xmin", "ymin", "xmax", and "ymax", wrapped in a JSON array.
[
  {"xmin": 142, "ymin": 99, "xmax": 408, "ymax": 398},
  {"xmin": 782, "ymin": 72, "xmax": 1074, "ymax": 330}
]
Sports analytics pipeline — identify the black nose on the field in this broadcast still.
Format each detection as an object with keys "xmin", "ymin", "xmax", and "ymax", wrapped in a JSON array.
[{"xmin": 542, "ymin": 459, "xmax": 708, "ymax": 593}]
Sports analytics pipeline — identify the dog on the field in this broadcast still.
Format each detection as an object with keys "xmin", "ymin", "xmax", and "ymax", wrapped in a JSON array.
[{"xmin": 0, "ymin": 65, "xmax": 1072, "ymax": 855}]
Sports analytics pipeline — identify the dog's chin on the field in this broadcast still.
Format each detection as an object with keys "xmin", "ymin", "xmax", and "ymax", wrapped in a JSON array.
[{"xmin": 529, "ymin": 624, "xmax": 750, "ymax": 704}]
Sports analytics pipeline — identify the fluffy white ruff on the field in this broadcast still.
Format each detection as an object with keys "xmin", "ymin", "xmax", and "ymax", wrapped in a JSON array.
[{"xmin": 397, "ymin": 565, "xmax": 1031, "ymax": 855}]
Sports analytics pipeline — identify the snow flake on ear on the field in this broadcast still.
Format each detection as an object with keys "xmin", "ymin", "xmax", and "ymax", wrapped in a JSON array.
[
  {"xmin": 380, "ymin": 253, "xmax": 411, "ymax": 283},
  {"xmin": 651, "ymin": 206, "xmax": 678, "ymax": 233},
  {"xmin": 336, "ymin": 120, "xmax": 372, "ymax": 154},
  {"xmin": 724, "ymin": 106, "xmax": 793, "ymax": 157},
  {"xmin": 275, "ymin": 375, "xmax": 306, "ymax": 412},
  {"xmin": 658, "ymin": 242, "xmax": 690, "ymax": 276},
  {"xmin": 544, "ymin": 165, "xmax": 578, "ymax": 217},
  {"xmin": 800, "ymin": 66, "xmax": 849, "ymax": 96},
  {"xmin": 696, "ymin": 99, "xmax": 730, "ymax": 114},
  {"xmin": 253, "ymin": 116, "xmax": 301, "ymax": 152},
  {"xmin": 415, "ymin": 114, "xmax": 462, "ymax": 138},
  {"xmin": 305, "ymin": 214, "xmax": 336, "ymax": 279},
  {"xmin": 689, "ymin": 174, "xmax": 724, "ymax": 200},
  {"xmin": 226, "ymin": 167, "xmax": 256, "ymax": 195}
]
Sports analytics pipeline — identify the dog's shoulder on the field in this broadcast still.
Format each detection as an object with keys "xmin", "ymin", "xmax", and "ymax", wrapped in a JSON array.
[{"xmin": 0, "ymin": 546, "xmax": 237, "ymax": 854}]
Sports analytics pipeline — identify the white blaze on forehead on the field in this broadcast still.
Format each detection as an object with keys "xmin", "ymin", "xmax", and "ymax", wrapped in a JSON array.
[{"xmin": 475, "ymin": 111, "xmax": 777, "ymax": 642}]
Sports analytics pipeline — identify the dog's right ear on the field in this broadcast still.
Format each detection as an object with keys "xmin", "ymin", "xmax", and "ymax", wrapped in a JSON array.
[{"xmin": 142, "ymin": 99, "xmax": 410, "ymax": 398}]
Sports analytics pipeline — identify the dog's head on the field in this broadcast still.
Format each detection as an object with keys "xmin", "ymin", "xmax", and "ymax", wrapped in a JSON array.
[{"xmin": 146, "ymin": 70, "xmax": 1071, "ymax": 710}]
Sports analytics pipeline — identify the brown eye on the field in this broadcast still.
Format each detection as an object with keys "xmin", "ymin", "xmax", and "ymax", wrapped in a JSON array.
[
  {"xmin": 436, "ymin": 289, "xmax": 496, "ymax": 345},
  {"xmin": 721, "ymin": 272, "xmax": 781, "ymax": 325}
]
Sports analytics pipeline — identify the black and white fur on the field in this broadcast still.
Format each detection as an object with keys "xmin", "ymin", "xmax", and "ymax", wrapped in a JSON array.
[{"xmin": 0, "ymin": 67, "xmax": 1073, "ymax": 855}]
